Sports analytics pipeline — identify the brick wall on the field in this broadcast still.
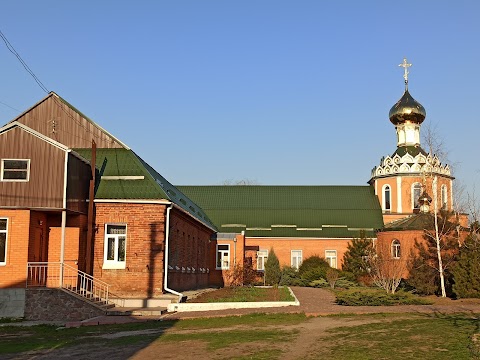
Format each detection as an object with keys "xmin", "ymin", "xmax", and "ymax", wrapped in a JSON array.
[
  {"xmin": 166, "ymin": 208, "xmax": 214, "ymax": 291},
  {"xmin": 93, "ymin": 203, "xmax": 215, "ymax": 297},
  {"xmin": 0, "ymin": 210, "xmax": 30, "ymax": 288},
  {"xmin": 93, "ymin": 203, "xmax": 167, "ymax": 298}
]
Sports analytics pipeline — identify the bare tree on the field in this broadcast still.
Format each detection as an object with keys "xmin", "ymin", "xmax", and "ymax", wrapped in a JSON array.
[
  {"xmin": 369, "ymin": 254, "xmax": 407, "ymax": 294},
  {"xmin": 221, "ymin": 178, "xmax": 260, "ymax": 186},
  {"xmin": 421, "ymin": 121, "xmax": 462, "ymax": 297}
]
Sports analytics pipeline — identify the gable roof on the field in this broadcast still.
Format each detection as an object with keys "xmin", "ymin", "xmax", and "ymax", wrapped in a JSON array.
[
  {"xmin": 0, "ymin": 121, "xmax": 89, "ymax": 163},
  {"xmin": 8, "ymin": 92, "xmax": 129, "ymax": 149},
  {"xmin": 178, "ymin": 185, "xmax": 384, "ymax": 238},
  {"xmin": 75, "ymin": 148, "xmax": 216, "ymax": 231}
]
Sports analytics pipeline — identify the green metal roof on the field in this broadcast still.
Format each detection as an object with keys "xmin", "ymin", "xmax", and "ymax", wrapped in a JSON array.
[
  {"xmin": 392, "ymin": 145, "xmax": 428, "ymax": 158},
  {"xmin": 75, "ymin": 148, "xmax": 216, "ymax": 230},
  {"xmin": 178, "ymin": 186, "xmax": 384, "ymax": 238}
]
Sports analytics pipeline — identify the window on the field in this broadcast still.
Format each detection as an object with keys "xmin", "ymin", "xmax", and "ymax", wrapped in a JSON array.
[
  {"xmin": 103, "ymin": 224, "xmax": 127, "ymax": 269},
  {"xmin": 291, "ymin": 250, "xmax": 303, "ymax": 270},
  {"xmin": 412, "ymin": 183, "xmax": 422, "ymax": 209},
  {"xmin": 391, "ymin": 239, "xmax": 401, "ymax": 259},
  {"xmin": 0, "ymin": 218, "xmax": 7, "ymax": 265},
  {"xmin": 216, "ymin": 244, "xmax": 230, "ymax": 270},
  {"xmin": 383, "ymin": 185, "xmax": 391, "ymax": 212},
  {"xmin": 441, "ymin": 185, "xmax": 448, "ymax": 209},
  {"xmin": 257, "ymin": 249, "xmax": 268, "ymax": 271},
  {"xmin": 325, "ymin": 250, "xmax": 337, "ymax": 269},
  {"xmin": 1, "ymin": 159, "xmax": 30, "ymax": 181}
]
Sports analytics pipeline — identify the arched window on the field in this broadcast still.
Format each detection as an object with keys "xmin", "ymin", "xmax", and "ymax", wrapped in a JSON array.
[
  {"xmin": 441, "ymin": 185, "xmax": 448, "ymax": 210},
  {"xmin": 383, "ymin": 185, "xmax": 391, "ymax": 212},
  {"xmin": 412, "ymin": 183, "xmax": 422, "ymax": 210},
  {"xmin": 391, "ymin": 239, "xmax": 401, "ymax": 259}
]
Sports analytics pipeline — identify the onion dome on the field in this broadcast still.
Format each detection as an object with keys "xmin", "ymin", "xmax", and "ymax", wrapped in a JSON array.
[{"xmin": 389, "ymin": 89, "xmax": 426, "ymax": 125}]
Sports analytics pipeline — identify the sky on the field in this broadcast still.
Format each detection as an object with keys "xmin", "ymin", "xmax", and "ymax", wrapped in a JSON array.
[{"xmin": 1, "ymin": 1, "xmax": 479, "ymax": 196}]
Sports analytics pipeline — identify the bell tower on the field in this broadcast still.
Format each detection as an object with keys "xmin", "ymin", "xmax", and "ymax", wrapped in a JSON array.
[{"xmin": 369, "ymin": 58, "xmax": 454, "ymax": 224}]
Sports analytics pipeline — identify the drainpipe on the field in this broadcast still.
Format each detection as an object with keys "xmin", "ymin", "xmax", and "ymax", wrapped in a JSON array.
[
  {"xmin": 163, "ymin": 203, "xmax": 183, "ymax": 303},
  {"xmin": 60, "ymin": 151, "xmax": 69, "ymax": 287}
]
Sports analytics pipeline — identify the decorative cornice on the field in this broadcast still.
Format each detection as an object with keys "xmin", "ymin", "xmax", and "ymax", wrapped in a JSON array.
[{"xmin": 371, "ymin": 152, "xmax": 451, "ymax": 179}]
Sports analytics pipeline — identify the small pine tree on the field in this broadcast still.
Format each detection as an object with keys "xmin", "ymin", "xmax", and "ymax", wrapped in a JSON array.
[
  {"xmin": 264, "ymin": 248, "xmax": 281, "ymax": 286},
  {"xmin": 342, "ymin": 232, "xmax": 375, "ymax": 282},
  {"xmin": 453, "ymin": 235, "xmax": 480, "ymax": 298}
]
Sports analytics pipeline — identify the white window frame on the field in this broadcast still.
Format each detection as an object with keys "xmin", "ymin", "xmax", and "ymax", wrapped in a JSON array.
[
  {"xmin": 382, "ymin": 184, "xmax": 391, "ymax": 212},
  {"xmin": 291, "ymin": 250, "xmax": 303, "ymax": 270},
  {"xmin": 1, "ymin": 159, "xmax": 30, "ymax": 182},
  {"xmin": 441, "ymin": 185, "xmax": 448, "ymax": 209},
  {"xmin": 412, "ymin": 183, "xmax": 422, "ymax": 210},
  {"xmin": 325, "ymin": 250, "xmax": 337, "ymax": 269},
  {"xmin": 216, "ymin": 244, "xmax": 230, "ymax": 270},
  {"xmin": 257, "ymin": 249, "xmax": 268, "ymax": 271},
  {"xmin": 0, "ymin": 218, "xmax": 8, "ymax": 266},
  {"xmin": 102, "ymin": 224, "xmax": 127, "ymax": 269},
  {"xmin": 391, "ymin": 239, "xmax": 401, "ymax": 259}
]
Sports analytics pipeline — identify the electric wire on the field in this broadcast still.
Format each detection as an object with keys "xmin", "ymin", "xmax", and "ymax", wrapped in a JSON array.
[{"xmin": 0, "ymin": 29, "xmax": 117, "ymax": 145}]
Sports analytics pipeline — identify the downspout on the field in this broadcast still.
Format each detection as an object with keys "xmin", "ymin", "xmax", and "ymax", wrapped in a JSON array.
[
  {"xmin": 163, "ymin": 203, "xmax": 183, "ymax": 303},
  {"xmin": 60, "ymin": 151, "xmax": 69, "ymax": 286}
]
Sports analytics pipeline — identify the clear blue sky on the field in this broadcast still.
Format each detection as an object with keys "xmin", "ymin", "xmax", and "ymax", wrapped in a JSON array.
[{"xmin": 1, "ymin": 1, "xmax": 479, "ymax": 196}]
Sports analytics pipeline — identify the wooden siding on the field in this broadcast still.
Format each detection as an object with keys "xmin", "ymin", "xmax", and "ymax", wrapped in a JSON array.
[
  {"xmin": 0, "ymin": 127, "xmax": 65, "ymax": 209},
  {"xmin": 66, "ymin": 153, "xmax": 90, "ymax": 214},
  {"xmin": 13, "ymin": 95, "xmax": 123, "ymax": 149}
]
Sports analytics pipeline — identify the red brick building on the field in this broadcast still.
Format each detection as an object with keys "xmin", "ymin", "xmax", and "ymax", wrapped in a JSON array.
[{"xmin": 0, "ymin": 59, "xmax": 469, "ymax": 317}]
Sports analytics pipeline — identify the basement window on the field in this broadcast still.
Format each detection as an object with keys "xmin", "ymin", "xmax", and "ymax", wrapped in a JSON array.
[
  {"xmin": 103, "ymin": 224, "xmax": 127, "ymax": 269},
  {"xmin": 1, "ymin": 159, "xmax": 30, "ymax": 181},
  {"xmin": 0, "ymin": 218, "xmax": 7, "ymax": 265}
]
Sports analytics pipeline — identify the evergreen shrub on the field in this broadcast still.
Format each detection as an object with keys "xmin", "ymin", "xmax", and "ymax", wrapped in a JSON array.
[{"xmin": 335, "ymin": 289, "xmax": 433, "ymax": 306}]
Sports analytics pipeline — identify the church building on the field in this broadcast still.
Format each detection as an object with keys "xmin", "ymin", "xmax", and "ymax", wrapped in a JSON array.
[{"xmin": 0, "ymin": 58, "xmax": 466, "ymax": 319}]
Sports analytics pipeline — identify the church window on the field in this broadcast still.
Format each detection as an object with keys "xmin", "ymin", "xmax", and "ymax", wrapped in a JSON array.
[
  {"xmin": 412, "ymin": 183, "xmax": 422, "ymax": 209},
  {"xmin": 383, "ymin": 185, "xmax": 391, "ymax": 212},
  {"xmin": 391, "ymin": 239, "xmax": 401, "ymax": 259},
  {"xmin": 441, "ymin": 185, "xmax": 448, "ymax": 209}
]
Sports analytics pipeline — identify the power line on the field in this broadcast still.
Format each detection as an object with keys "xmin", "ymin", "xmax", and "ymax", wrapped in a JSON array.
[
  {"xmin": 0, "ymin": 30, "xmax": 49, "ymax": 93},
  {"xmin": 0, "ymin": 29, "xmax": 117, "ymax": 145},
  {"xmin": 0, "ymin": 101, "xmax": 20, "ymax": 113}
]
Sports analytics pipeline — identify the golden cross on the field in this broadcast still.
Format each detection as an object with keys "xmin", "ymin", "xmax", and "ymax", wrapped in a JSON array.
[{"xmin": 399, "ymin": 58, "xmax": 412, "ymax": 84}]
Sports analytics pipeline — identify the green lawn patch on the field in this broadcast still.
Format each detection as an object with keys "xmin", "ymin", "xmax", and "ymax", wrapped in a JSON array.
[
  {"xmin": 191, "ymin": 286, "xmax": 294, "ymax": 303},
  {"xmin": 319, "ymin": 314, "xmax": 480, "ymax": 360},
  {"xmin": 335, "ymin": 288, "xmax": 434, "ymax": 306}
]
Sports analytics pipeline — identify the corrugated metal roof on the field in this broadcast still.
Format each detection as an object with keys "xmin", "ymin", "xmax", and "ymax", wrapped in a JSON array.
[
  {"xmin": 75, "ymin": 148, "xmax": 216, "ymax": 230},
  {"xmin": 178, "ymin": 186, "xmax": 384, "ymax": 238}
]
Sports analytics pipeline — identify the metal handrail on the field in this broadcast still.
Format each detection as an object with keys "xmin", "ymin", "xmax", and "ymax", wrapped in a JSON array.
[{"xmin": 26, "ymin": 262, "xmax": 110, "ymax": 308}]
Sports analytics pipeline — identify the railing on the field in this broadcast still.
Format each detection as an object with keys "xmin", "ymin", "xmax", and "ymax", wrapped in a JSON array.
[{"xmin": 26, "ymin": 262, "xmax": 110, "ymax": 308}]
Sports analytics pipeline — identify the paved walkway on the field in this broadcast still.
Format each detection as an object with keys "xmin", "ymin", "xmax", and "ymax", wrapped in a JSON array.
[{"xmin": 162, "ymin": 286, "xmax": 480, "ymax": 320}]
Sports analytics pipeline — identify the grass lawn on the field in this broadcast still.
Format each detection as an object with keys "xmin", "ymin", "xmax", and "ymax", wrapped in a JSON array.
[
  {"xmin": 189, "ymin": 286, "xmax": 295, "ymax": 303},
  {"xmin": 315, "ymin": 314, "xmax": 480, "ymax": 360},
  {"xmin": 1, "ymin": 312, "xmax": 479, "ymax": 359}
]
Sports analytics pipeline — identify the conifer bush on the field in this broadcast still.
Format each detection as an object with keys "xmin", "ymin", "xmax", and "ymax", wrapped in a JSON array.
[
  {"xmin": 453, "ymin": 235, "xmax": 480, "ymax": 298},
  {"xmin": 264, "ymin": 248, "xmax": 281, "ymax": 286}
]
